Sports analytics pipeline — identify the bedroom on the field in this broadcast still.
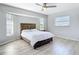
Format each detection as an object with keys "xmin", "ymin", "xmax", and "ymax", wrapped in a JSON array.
[{"xmin": 0, "ymin": 3, "xmax": 79, "ymax": 55}]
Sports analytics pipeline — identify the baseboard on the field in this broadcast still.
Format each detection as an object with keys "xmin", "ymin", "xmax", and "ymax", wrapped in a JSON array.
[
  {"xmin": 0, "ymin": 38, "xmax": 19, "ymax": 46},
  {"xmin": 56, "ymin": 35, "xmax": 79, "ymax": 41}
]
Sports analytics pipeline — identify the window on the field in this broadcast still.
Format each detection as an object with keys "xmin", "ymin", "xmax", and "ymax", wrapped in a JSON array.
[
  {"xmin": 55, "ymin": 16, "xmax": 70, "ymax": 26},
  {"xmin": 6, "ymin": 13, "xmax": 14, "ymax": 36},
  {"xmin": 40, "ymin": 18, "xmax": 45, "ymax": 30}
]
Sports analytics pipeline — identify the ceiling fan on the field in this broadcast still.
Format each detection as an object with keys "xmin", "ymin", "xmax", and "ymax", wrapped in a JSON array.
[{"xmin": 36, "ymin": 3, "xmax": 56, "ymax": 11}]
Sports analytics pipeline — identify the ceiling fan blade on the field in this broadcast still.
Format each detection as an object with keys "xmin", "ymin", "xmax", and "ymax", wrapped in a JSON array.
[
  {"xmin": 43, "ymin": 3, "xmax": 47, "ymax": 6},
  {"xmin": 35, "ymin": 3, "xmax": 42, "ymax": 6},
  {"xmin": 46, "ymin": 6, "xmax": 56, "ymax": 8}
]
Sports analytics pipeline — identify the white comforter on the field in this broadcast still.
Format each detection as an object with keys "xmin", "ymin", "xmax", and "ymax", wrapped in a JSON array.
[{"xmin": 21, "ymin": 30, "xmax": 55, "ymax": 47}]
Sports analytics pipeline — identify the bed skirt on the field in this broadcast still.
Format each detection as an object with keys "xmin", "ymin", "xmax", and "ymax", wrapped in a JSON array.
[
  {"xmin": 33, "ymin": 37, "xmax": 53, "ymax": 49},
  {"xmin": 21, "ymin": 36, "xmax": 53, "ymax": 49}
]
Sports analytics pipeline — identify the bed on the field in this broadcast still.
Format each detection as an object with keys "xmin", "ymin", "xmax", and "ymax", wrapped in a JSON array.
[{"xmin": 20, "ymin": 23, "xmax": 54, "ymax": 49}]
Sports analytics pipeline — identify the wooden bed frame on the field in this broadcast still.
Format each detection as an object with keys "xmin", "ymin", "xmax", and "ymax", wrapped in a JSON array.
[{"xmin": 20, "ymin": 23, "xmax": 53, "ymax": 49}]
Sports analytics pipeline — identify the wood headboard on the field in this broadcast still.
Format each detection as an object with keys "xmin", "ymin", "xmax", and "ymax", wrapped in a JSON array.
[{"xmin": 20, "ymin": 23, "xmax": 36, "ymax": 31}]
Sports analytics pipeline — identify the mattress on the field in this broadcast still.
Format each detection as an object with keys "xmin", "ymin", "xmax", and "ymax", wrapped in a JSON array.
[{"xmin": 21, "ymin": 30, "xmax": 55, "ymax": 47}]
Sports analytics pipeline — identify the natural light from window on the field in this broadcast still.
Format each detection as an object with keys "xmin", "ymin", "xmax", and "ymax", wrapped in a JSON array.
[
  {"xmin": 40, "ymin": 18, "xmax": 45, "ymax": 30},
  {"xmin": 6, "ymin": 13, "xmax": 14, "ymax": 36},
  {"xmin": 55, "ymin": 16, "xmax": 70, "ymax": 26}
]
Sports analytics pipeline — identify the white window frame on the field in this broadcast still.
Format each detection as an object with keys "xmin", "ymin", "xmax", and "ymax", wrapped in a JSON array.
[
  {"xmin": 55, "ymin": 16, "xmax": 70, "ymax": 26},
  {"xmin": 6, "ymin": 13, "xmax": 14, "ymax": 36},
  {"xmin": 40, "ymin": 18, "xmax": 45, "ymax": 30}
]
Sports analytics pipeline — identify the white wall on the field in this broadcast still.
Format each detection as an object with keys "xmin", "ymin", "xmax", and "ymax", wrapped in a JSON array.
[
  {"xmin": 0, "ymin": 11, "xmax": 6, "ymax": 44},
  {"xmin": 0, "ymin": 4, "xmax": 48, "ymax": 45},
  {"xmin": 13, "ymin": 15, "xmax": 40, "ymax": 39},
  {"xmin": 0, "ymin": 11, "xmax": 16, "ymax": 45},
  {"xmin": 48, "ymin": 8, "xmax": 79, "ymax": 41}
]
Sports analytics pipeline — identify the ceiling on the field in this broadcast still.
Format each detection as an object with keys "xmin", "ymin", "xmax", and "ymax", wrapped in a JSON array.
[{"xmin": 5, "ymin": 3, "xmax": 79, "ymax": 15}]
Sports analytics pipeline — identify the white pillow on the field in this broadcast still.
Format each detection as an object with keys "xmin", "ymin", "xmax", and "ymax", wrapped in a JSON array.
[
  {"xmin": 31, "ymin": 29, "xmax": 39, "ymax": 31},
  {"xmin": 22, "ymin": 29, "xmax": 31, "ymax": 32}
]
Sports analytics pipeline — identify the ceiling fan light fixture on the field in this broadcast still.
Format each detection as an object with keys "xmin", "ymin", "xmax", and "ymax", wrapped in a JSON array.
[
  {"xmin": 42, "ymin": 7, "xmax": 47, "ymax": 11},
  {"xmin": 36, "ymin": 3, "xmax": 56, "ymax": 11}
]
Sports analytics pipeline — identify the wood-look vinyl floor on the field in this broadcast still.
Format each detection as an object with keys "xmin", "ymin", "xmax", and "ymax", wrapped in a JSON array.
[{"xmin": 0, "ymin": 37, "xmax": 79, "ymax": 55}]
